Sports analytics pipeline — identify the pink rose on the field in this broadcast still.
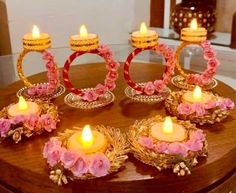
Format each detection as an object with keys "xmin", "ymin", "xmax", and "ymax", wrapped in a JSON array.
[
  {"xmin": 162, "ymin": 74, "xmax": 171, "ymax": 85},
  {"xmin": 218, "ymin": 98, "xmax": 235, "ymax": 110},
  {"xmin": 153, "ymin": 142, "xmax": 168, "ymax": 153},
  {"xmin": 60, "ymin": 150, "xmax": 79, "ymax": 169},
  {"xmin": 139, "ymin": 137, "xmax": 153, "ymax": 149},
  {"xmin": 185, "ymin": 139, "xmax": 203, "ymax": 152},
  {"xmin": 167, "ymin": 142, "xmax": 188, "ymax": 157},
  {"xmin": 205, "ymin": 101, "xmax": 216, "ymax": 109},
  {"xmin": 25, "ymin": 114, "xmax": 40, "ymax": 130},
  {"xmin": 189, "ymin": 130, "xmax": 205, "ymax": 142},
  {"xmin": 95, "ymin": 84, "xmax": 107, "ymax": 96},
  {"xmin": 144, "ymin": 82, "xmax": 155, "ymax": 95},
  {"xmin": 40, "ymin": 114, "xmax": 56, "ymax": 132},
  {"xmin": 154, "ymin": 80, "xmax": 166, "ymax": 93},
  {"xmin": 106, "ymin": 61, "xmax": 120, "ymax": 70},
  {"xmin": 70, "ymin": 155, "xmax": 88, "ymax": 177},
  {"xmin": 98, "ymin": 45, "xmax": 113, "ymax": 59},
  {"xmin": 46, "ymin": 61, "xmax": 57, "ymax": 70},
  {"xmin": 201, "ymin": 40, "xmax": 211, "ymax": 49},
  {"xmin": 157, "ymin": 43, "xmax": 168, "ymax": 53},
  {"xmin": 177, "ymin": 103, "xmax": 193, "ymax": 115},
  {"xmin": 107, "ymin": 70, "xmax": 118, "ymax": 80},
  {"xmin": 11, "ymin": 115, "xmax": 26, "ymax": 125},
  {"xmin": 42, "ymin": 50, "xmax": 54, "ymax": 61},
  {"xmin": 192, "ymin": 103, "xmax": 206, "ymax": 116},
  {"xmin": 89, "ymin": 153, "xmax": 111, "ymax": 177},
  {"xmin": 82, "ymin": 90, "xmax": 98, "ymax": 102},
  {"xmin": 207, "ymin": 59, "xmax": 220, "ymax": 69},
  {"xmin": 0, "ymin": 118, "xmax": 11, "ymax": 137},
  {"xmin": 204, "ymin": 49, "xmax": 216, "ymax": 60},
  {"xmin": 164, "ymin": 48, "xmax": 174, "ymax": 59}
]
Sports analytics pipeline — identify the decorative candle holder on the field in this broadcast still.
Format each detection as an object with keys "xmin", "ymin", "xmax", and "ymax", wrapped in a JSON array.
[
  {"xmin": 17, "ymin": 25, "xmax": 64, "ymax": 100},
  {"xmin": 124, "ymin": 23, "xmax": 175, "ymax": 103},
  {"xmin": 43, "ymin": 125, "xmax": 128, "ymax": 185},
  {"xmin": 128, "ymin": 115, "xmax": 208, "ymax": 176},
  {"xmin": 63, "ymin": 26, "xmax": 120, "ymax": 109},
  {"xmin": 165, "ymin": 90, "xmax": 235, "ymax": 125},
  {"xmin": 0, "ymin": 99, "xmax": 59, "ymax": 143},
  {"xmin": 171, "ymin": 19, "xmax": 219, "ymax": 90}
]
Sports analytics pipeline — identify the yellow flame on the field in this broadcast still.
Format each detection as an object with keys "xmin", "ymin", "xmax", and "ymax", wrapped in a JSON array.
[
  {"xmin": 190, "ymin": 19, "xmax": 198, "ymax": 30},
  {"xmin": 32, "ymin": 25, "xmax": 40, "ymax": 38},
  {"xmin": 140, "ymin": 22, "xmax": 148, "ymax": 35},
  {"xmin": 163, "ymin": 117, "xmax": 173, "ymax": 134},
  {"xmin": 79, "ymin": 25, "xmax": 88, "ymax": 38},
  {"xmin": 81, "ymin": 125, "xmax": 93, "ymax": 147},
  {"xmin": 193, "ymin": 85, "xmax": 202, "ymax": 102},
  {"xmin": 18, "ymin": 96, "xmax": 28, "ymax": 111}
]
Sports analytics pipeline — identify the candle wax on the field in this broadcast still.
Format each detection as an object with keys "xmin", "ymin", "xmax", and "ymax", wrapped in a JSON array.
[
  {"xmin": 132, "ymin": 30, "xmax": 157, "ymax": 38},
  {"xmin": 182, "ymin": 91, "xmax": 213, "ymax": 104},
  {"xmin": 23, "ymin": 33, "xmax": 50, "ymax": 40},
  {"xmin": 8, "ymin": 101, "xmax": 40, "ymax": 117},
  {"xmin": 71, "ymin": 33, "xmax": 97, "ymax": 41}
]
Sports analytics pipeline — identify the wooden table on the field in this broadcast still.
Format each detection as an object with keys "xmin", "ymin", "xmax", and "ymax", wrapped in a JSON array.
[{"xmin": 0, "ymin": 63, "xmax": 236, "ymax": 193}]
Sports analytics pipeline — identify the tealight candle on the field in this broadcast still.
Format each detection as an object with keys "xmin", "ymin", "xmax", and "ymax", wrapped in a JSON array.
[
  {"xmin": 182, "ymin": 85, "xmax": 213, "ymax": 104},
  {"xmin": 70, "ymin": 25, "xmax": 99, "ymax": 51},
  {"xmin": 23, "ymin": 25, "xmax": 51, "ymax": 50},
  {"xmin": 8, "ymin": 96, "xmax": 40, "ymax": 118},
  {"xmin": 151, "ymin": 117, "xmax": 186, "ymax": 142},
  {"xmin": 131, "ymin": 22, "xmax": 158, "ymax": 48},
  {"xmin": 67, "ymin": 125, "xmax": 107, "ymax": 154},
  {"xmin": 181, "ymin": 19, "xmax": 207, "ymax": 42}
]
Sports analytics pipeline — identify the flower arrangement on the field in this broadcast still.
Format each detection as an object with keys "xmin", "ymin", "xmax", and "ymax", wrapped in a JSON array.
[
  {"xmin": 165, "ymin": 91, "xmax": 235, "ymax": 125},
  {"xmin": 43, "ymin": 126, "xmax": 128, "ymax": 185},
  {"xmin": 0, "ymin": 100, "xmax": 59, "ymax": 143},
  {"xmin": 128, "ymin": 115, "xmax": 207, "ymax": 176}
]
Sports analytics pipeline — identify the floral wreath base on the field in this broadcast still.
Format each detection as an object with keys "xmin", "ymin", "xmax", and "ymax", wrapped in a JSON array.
[
  {"xmin": 128, "ymin": 115, "xmax": 208, "ymax": 176},
  {"xmin": 0, "ymin": 100, "xmax": 59, "ymax": 143},
  {"xmin": 43, "ymin": 126, "xmax": 129, "ymax": 185},
  {"xmin": 165, "ymin": 90, "xmax": 235, "ymax": 125}
]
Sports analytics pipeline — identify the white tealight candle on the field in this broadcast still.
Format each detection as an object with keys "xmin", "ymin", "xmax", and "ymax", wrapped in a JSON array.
[
  {"xmin": 132, "ymin": 22, "xmax": 157, "ymax": 38},
  {"xmin": 8, "ymin": 96, "xmax": 40, "ymax": 118},
  {"xmin": 150, "ymin": 117, "xmax": 186, "ymax": 142},
  {"xmin": 70, "ymin": 25, "xmax": 98, "ymax": 41},
  {"xmin": 23, "ymin": 25, "xmax": 50, "ymax": 41}
]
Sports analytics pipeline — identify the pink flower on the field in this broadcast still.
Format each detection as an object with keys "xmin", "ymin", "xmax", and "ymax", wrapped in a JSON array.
[
  {"xmin": 205, "ymin": 100, "xmax": 216, "ymax": 109},
  {"xmin": 25, "ymin": 114, "xmax": 40, "ymax": 130},
  {"xmin": 95, "ymin": 84, "xmax": 107, "ymax": 96},
  {"xmin": 144, "ymin": 82, "xmax": 155, "ymax": 95},
  {"xmin": 107, "ymin": 70, "xmax": 119, "ymax": 80},
  {"xmin": 189, "ymin": 130, "xmax": 205, "ymax": 141},
  {"xmin": 157, "ymin": 43, "xmax": 168, "ymax": 53},
  {"xmin": 185, "ymin": 139, "xmax": 203, "ymax": 151},
  {"xmin": 177, "ymin": 103, "xmax": 193, "ymax": 115},
  {"xmin": 207, "ymin": 59, "xmax": 220, "ymax": 69},
  {"xmin": 162, "ymin": 74, "xmax": 171, "ymax": 85},
  {"xmin": 40, "ymin": 114, "xmax": 56, "ymax": 132},
  {"xmin": 153, "ymin": 142, "xmax": 168, "ymax": 153},
  {"xmin": 46, "ymin": 61, "xmax": 57, "ymax": 70},
  {"xmin": 154, "ymin": 80, "xmax": 166, "ymax": 93},
  {"xmin": 192, "ymin": 103, "xmax": 206, "ymax": 116},
  {"xmin": 98, "ymin": 45, "xmax": 113, "ymax": 59},
  {"xmin": 106, "ymin": 61, "xmax": 120, "ymax": 70},
  {"xmin": 164, "ymin": 48, "xmax": 174, "ymax": 59},
  {"xmin": 139, "ymin": 137, "xmax": 153, "ymax": 149},
  {"xmin": 60, "ymin": 150, "xmax": 79, "ymax": 169},
  {"xmin": 11, "ymin": 115, "xmax": 26, "ymax": 124},
  {"xmin": 167, "ymin": 142, "xmax": 188, "ymax": 157},
  {"xmin": 27, "ymin": 87, "xmax": 37, "ymax": 96},
  {"xmin": 82, "ymin": 90, "xmax": 98, "ymax": 102},
  {"xmin": 42, "ymin": 51, "xmax": 54, "ymax": 61},
  {"xmin": 89, "ymin": 153, "xmax": 111, "ymax": 177},
  {"xmin": 104, "ymin": 78, "xmax": 116, "ymax": 90},
  {"xmin": 201, "ymin": 40, "xmax": 211, "ymax": 49},
  {"xmin": 70, "ymin": 155, "xmax": 89, "ymax": 177},
  {"xmin": 204, "ymin": 49, "xmax": 216, "ymax": 60},
  {"xmin": 0, "ymin": 118, "xmax": 11, "ymax": 137},
  {"xmin": 218, "ymin": 98, "xmax": 235, "ymax": 110}
]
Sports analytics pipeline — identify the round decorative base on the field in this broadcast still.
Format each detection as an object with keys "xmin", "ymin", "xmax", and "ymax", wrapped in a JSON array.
[
  {"xmin": 171, "ymin": 75, "xmax": 217, "ymax": 90},
  {"xmin": 64, "ymin": 89, "xmax": 115, "ymax": 109},
  {"xmin": 17, "ymin": 83, "xmax": 65, "ymax": 100},
  {"xmin": 124, "ymin": 83, "xmax": 171, "ymax": 103}
]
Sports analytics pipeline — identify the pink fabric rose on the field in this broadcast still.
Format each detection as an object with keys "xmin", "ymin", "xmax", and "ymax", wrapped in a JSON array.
[
  {"xmin": 201, "ymin": 40, "xmax": 211, "ymax": 49},
  {"xmin": 70, "ymin": 155, "xmax": 89, "ymax": 177},
  {"xmin": 139, "ymin": 137, "xmax": 153, "ymax": 149},
  {"xmin": 25, "ymin": 114, "xmax": 40, "ymax": 130},
  {"xmin": 11, "ymin": 115, "xmax": 26, "ymax": 125},
  {"xmin": 105, "ymin": 78, "xmax": 116, "ymax": 90},
  {"xmin": 157, "ymin": 43, "xmax": 168, "ymax": 53},
  {"xmin": 153, "ymin": 142, "xmax": 168, "ymax": 153},
  {"xmin": 218, "ymin": 98, "xmax": 235, "ymax": 110},
  {"xmin": 185, "ymin": 139, "xmax": 203, "ymax": 152},
  {"xmin": 186, "ymin": 130, "xmax": 205, "ymax": 151},
  {"xmin": 144, "ymin": 82, "xmax": 155, "ymax": 95},
  {"xmin": 27, "ymin": 87, "xmax": 37, "ymax": 96},
  {"xmin": 154, "ymin": 80, "xmax": 166, "ymax": 93},
  {"xmin": 107, "ymin": 70, "xmax": 119, "ymax": 80},
  {"xmin": 205, "ymin": 101, "xmax": 216, "ymax": 109},
  {"xmin": 162, "ymin": 74, "xmax": 171, "ymax": 85},
  {"xmin": 177, "ymin": 103, "xmax": 193, "ymax": 115},
  {"xmin": 98, "ymin": 45, "xmax": 113, "ymax": 59},
  {"xmin": 167, "ymin": 142, "xmax": 188, "ymax": 157},
  {"xmin": 40, "ymin": 114, "xmax": 56, "ymax": 132},
  {"xmin": 192, "ymin": 103, "xmax": 206, "ymax": 116},
  {"xmin": 207, "ymin": 58, "xmax": 220, "ymax": 69},
  {"xmin": 189, "ymin": 130, "xmax": 205, "ymax": 142},
  {"xmin": 204, "ymin": 49, "xmax": 216, "ymax": 60},
  {"xmin": 106, "ymin": 61, "xmax": 120, "ymax": 70},
  {"xmin": 42, "ymin": 50, "xmax": 54, "ymax": 61},
  {"xmin": 60, "ymin": 150, "xmax": 79, "ymax": 169},
  {"xmin": 0, "ymin": 118, "xmax": 11, "ymax": 137},
  {"xmin": 95, "ymin": 84, "xmax": 107, "ymax": 96},
  {"xmin": 82, "ymin": 90, "xmax": 99, "ymax": 102},
  {"xmin": 164, "ymin": 48, "xmax": 174, "ymax": 59},
  {"xmin": 89, "ymin": 153, "xmax": 111, "ymax": 177}
]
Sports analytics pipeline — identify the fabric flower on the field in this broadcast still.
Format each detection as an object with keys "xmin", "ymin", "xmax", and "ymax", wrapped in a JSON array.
[
  {"xmin": 139, "ymin": 137, "xmax": 153, "ymax": 149},
  {"xmin": 82, "ymin": 90, "xmax": 98, "ymax": 102},
  {"xmin": 98, "ymin": 45, "xmax": 113, "ymax": 59},
  {"xmin": 164, "ymin": 48, "xmax": 174, "ymax": 59},
  {"xmin": 167, "ymin": 142, "xmax": 188, "ymax": 157},
  {"xmin": 89, "ymin": 153, "xmax": 111, "ymax": 177},
  {"xmin": 153, "ymin": 142, "xmax": 168, "ymax": 153},
  {"xmin": 106, "ymin": 61, "xmax": 120, "ymax": 70},
  {"xmin": 186, "ymin": 130, "xmax": 205, "ymax": 151},
  {"xmin": 192, "ymin": 103, "xmax": 206, "ymax": 116},
  {"xmin": 70, "ymin": 155, "xmax": 89, "ymax": 177},
  {"xmin": 177, "ymin": 103, "xmax": 193, "ymax": 115},
  {"xmin": 0, "ymin": 118, "xmax": 11, "ymax": 137},
  {"xmin": 27, "ymin": 87, "xmax": 37, "ymax": 96},
  {"xmin": 204, "ymin": 49, "xmax": 216, "ymax": 60},
  {"xmin": 40, "ymin": 114, "xmax": 56, "ymax": 132},
  {"xmin": 218, "ymin": 98, "xmax": 235, "ymax": 110},
  {"xmin": 60, "ymin": 150, "xmax": 79, "ymax": 169},
  {"xmin": 95, "ymin": 84, "xmax": 107, "ymax": 96},
  {"xmin": 205, "ymin": 101, "xmax": 216, "ymax": 109},
  {"xmin": 154, "ymin": 80, "xmax": 166, "ymax": 93},
  {"xmin": 11, "ymin": 115, "xmax": 26, "ymax": 125},
  {"xmin": 105, "ymin": 78, "xmax": 116, "ymax": 90},
  {"xmin": 107, "ymin": 70, "xmax": 119, "ymax": 80},
  {"xmin": 157, "ymin": 43, "xmax": 168, "ymax": 53},
  {"xmin": 207, "ymin": 59, "xmax": 220, "ymax": 69},
  {"xmin": 144, "ymin": 82, "xmax": 155, "ymax": 95},
  {"xmin": 189, "ymin": 130, "xmax": 205, "ymax": 142},
  {"xmin": 25, "ymin": 114, "xmax": 40, "ymax": 131},
  {"xmin": 43, "ymin": 51, "xmax": 54, "ymax": 61}
]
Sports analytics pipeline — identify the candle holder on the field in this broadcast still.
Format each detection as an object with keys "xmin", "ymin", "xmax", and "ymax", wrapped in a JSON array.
[
  {"xmin": 165, "ymin": 90, "xmax": 235, "ymax": 125},
  {"xmin": 171, "ymin": 39, "xmax": 219, "ymax": 90},
  {"xmin": 17, "ymin": 27, "xmax": 64, "ymax": 100},
  {"xmin": 43, "ymin": 125, "xmax": 129, "ymax": 185},
  {"xmin": 128, "ymin": 115, "xmax": 208, "ymax": 176},
  {"xmin": 0, "ymin": 99, "xmax": 59, "ymax": 143}
]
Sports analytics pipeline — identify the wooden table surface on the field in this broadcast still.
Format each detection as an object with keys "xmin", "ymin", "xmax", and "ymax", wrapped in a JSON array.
[{"xmin": 0, "ymin": 63, "xmax": 236, "ymax": 193}]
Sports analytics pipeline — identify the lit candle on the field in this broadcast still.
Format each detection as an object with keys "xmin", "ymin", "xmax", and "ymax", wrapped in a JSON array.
[
  {"xmin": 67, "ymin": 125, "xmax": 107, "ymax": 154},
  {"xmin": 151, "ymin": 117, "xmax": 186, "ymax": 142},
  {"xmin": 181, "ymin": 19, "xmax": 207, "ymax": 42},
  {"xmin": 23, "ymin": 25, "xmax": 51, "ymax": 50},
  {"xmin": 70, "ymin": 25, "xmax": 99, "ymax": 51},
  {"xmin": 7, "ymin": 96, "xmax": 40, "ymax": 118},
  {"xmin": 131, "ymin": 22, "xmax": 158, "ymax": 48},
  {"xmin": 182, "ymin": 85, "xmax": 213, "ymax": 104}
]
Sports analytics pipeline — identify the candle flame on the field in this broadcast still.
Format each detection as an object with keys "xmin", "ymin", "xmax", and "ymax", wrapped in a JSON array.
[
  {"xmin": 81, "ymin": 125, "xmax": 93, "ymax": 146},
  {"xmin": 18, "ymin": 96, "xmax": 28, "ymax": 111},
  {"xmin": 163, "ymin": 117, "xmax": 173, "ymax": 134},
  {"xmin": 80, "ymin": 25, "xmax": 88, "ymax": 38},
  {"xmin": 32, "ymin": 25, "xmax": 40, "ymax": 38},
  {"xmin": 140, "ymin": 22, "xmax": 148, "ymax": 35},
  {"xmin": 190, "ymin": 19, "xmax": 198, "ymax": 30},
  {"xmin": 193, "ymin": 85, "xmax": 202, "ymax": 102}
]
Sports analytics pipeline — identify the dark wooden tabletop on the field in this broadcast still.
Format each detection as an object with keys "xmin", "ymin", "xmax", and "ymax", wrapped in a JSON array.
[{"xmin": 0, "ymin": 63, "xmax": 236, "ymax": 193}]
